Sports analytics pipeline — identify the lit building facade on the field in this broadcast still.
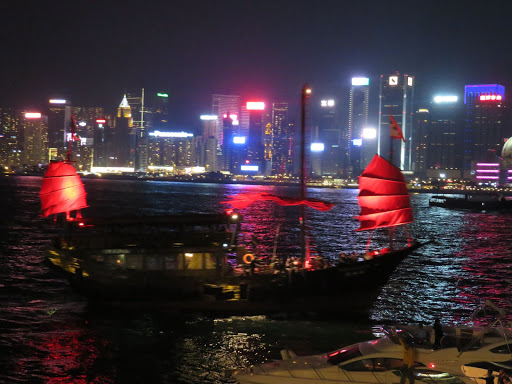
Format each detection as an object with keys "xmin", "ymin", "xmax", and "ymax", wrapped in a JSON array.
[
  {"xmin": 463, "ymin": 84, "xmax": 509, "ymax": 180},
  {"xmin": 348, "ymin": 77, "xmax": 370, "ymax": 176},
  {"xmin": 148, "ymin": 131, "xmax": 195, "ymax": 169},
  {"xmin": 47, "ymin": 99, "xmax": 71, "ymax": 158},
  {"xmin": 212, "ymin": 94, "xmax": 240, "ymax": 146},
  {"xmin": 318, "ymin": 98, "xmax": 341, "ymax": 176},
  {"xmin": 246, "ymin": 101, "xmax": 267, "ymax": 175},
  {"xmin": 0, "ymin": 108, "xmax": 21, "ymax": 168},
  {"xmin": 22, "ymin": 112, "xmax": 48, "ymax": 166},
  {"xmin": 378, "ymin": 72, "xmax": 414, "ymax": 170},
  {"xmin": 114, "ymin": 95, "xmax": 135, "ymax": 168},
  {"xmin": 271, "ymin": 102, "xmax": 290, "ymax": 175}
]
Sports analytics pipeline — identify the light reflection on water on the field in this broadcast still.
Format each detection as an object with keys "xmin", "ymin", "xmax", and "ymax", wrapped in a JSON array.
[{"xmin": 2, "ymin": 176, "xmax": 512, "ymax": 383}]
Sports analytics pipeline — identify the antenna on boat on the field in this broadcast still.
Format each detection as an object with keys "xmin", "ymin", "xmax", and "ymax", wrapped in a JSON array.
[{"xmin": 300, "ymin": 84, "xmax": 312, "ymax": 261}]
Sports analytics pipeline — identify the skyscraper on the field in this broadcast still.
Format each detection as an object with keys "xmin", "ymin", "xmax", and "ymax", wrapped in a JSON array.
[
  {"xmin": 212, "ymin": 94, "xmax": 240, "ymax": 146},
  {"xmin": 348, "ymin": 77, "xmax": 370, "ymax": 175},
  {"xmin": 246, "ymin": 101, "xmax": 266, "ymax": 174},
  {"xmin": 377, "ymin": 72, "xmax": 414, "ymax": 170},
  {"xmin": 463, "ymin": 84, "xmax": 508, "ymax": 180},
  {"xmin": 22, "ymin": 112, "xmax": 48, "ymax": 166},
  {"xmin": 271, "ymin": 102, "xmax": 290, "ymax": 175},
  {"xmin": 0, "ymin": 108, "xmax": 21, "ymax": 167},
  {"xmin": 114, "ymin": 95, "xmax": 135, "ymax": 168},
  {"xmin": 47, "ymin": 99, "xmax": 71, "ymax": 159},
  {"xmin": 318, "ymin": 98, "xmax": 341, "ymax": 176}
]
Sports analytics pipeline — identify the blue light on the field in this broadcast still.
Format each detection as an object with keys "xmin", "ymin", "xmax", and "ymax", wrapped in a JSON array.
[
  {"xmin": 233, "ymin": 136, "xmax": 246, "ymax": 144},
  {"xmin": 352, "ymin": 139, "xmax": 363, "ymax": 146}
]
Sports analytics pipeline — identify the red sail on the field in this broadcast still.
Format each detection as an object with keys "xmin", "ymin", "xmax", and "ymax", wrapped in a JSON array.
[
  {"xmin": 40, "ymin": 161, "xmax": 88, "ymax": 217},
  {"xmin": 221, "ymin": 192, "xmax": 334, "ymax": 211},
  {"xmin": 355, "ymin": 155, "xmax": 412, "ymax": 231}
]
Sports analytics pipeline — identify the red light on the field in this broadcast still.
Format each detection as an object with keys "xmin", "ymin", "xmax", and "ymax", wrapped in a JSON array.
[
  {"xmin": 480, "ymin": 94, "xmax": 503, "ymax": 102},
  {"xmin": 245, "ymin": 160, "xmax": 250, "ymax": 164},
  {"xmin": 78, "ymin": 222, "xmax": 85, "ymax": 227},
  {"xmin": 246, "ymin": 101, "xmax": 265, "ymax": 110},
  {"xmin": 225, "ymin": 209, "xmax": 233, "ymax": 215},
  {"xmin": 429, "ymin": 363, "xmax": 435, "ymax": 368},
  {"xmin": 96, "ymin": 119, "xmax": 106, "ymax": 123}
]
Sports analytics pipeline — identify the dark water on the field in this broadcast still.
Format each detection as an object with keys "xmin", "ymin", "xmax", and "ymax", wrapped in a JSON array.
[{"xmin": 1, "ymin": 176, "xmax": 512, "ymax": 383}]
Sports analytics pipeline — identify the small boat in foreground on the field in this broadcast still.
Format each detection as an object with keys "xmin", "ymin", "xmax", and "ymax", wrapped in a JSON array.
[{"xmin": 233, "ymin": 300, "xmax": 512, "ymax": 384}]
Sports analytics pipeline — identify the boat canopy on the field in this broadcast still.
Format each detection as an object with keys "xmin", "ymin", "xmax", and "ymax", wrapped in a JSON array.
[
  {"xmin": 356, "ymin": 155, "xmax": 413, "ymax": 231},
  {"xmin": 40, "ymin": 161, "xmax": 88, "ymax": 217}
]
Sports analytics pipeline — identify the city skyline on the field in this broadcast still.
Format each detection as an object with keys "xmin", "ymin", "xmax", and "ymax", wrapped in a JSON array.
[{"xmin": 3, "ymin": 0, "xmax": 512, "ymax": 128}]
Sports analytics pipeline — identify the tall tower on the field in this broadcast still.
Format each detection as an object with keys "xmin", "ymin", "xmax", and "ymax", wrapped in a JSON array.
[
  {"xmin": 0, "ymin": 108, "xmax": 21, "ymax": 167},
  {"xmin": 114, "ymin": 95, "xmax": 135, "ymax": 168},
  {"xmin": 22, "ymin": 112, "xmax": 48, "ymax": 166},
  {"xmin": 271, "ymin": 102, "xmax": 289, "ymax": 175},
  {"xmin": 212, "ymin": 94, "xmax": 240, "ymax": 146},
  {"xmin": 348, "ymin": 77, "xmax": 370, "ymax": 175},
  {"xmin": 378, "ymin": 72, "xmax": 414, "ymax": 170},
  {"xmin": 318, "ymin": 98, "xmax": 341, "ymax": 176},
  {"xmin": 463, "ymin": 84, "xmax": 508, "ymax": 180},
  {"xmin": 47, "ymin": 99, "xmax": 71, "ymax": 159},
  {"xmin": 246, "ymin": 101, "xmax": 266, "ymax": 174}
]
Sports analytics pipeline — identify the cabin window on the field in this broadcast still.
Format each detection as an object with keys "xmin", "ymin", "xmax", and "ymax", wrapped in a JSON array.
[
  {"xmin": 342, "ymin": 359, "xmax": 373, "ymax": 371},
  {"xmin": 490, "ymin": 344, "xmax": 512, "ymax": 354},
  {"xmin": 327, "ymin": 346, "xmax": 363, "ymax": 365}
]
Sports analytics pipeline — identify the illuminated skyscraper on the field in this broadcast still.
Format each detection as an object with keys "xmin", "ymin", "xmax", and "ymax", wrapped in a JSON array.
[
  {"xmin": 377, "ymin": 72, "xmax": 414, "ymax": 170},
  {"xmin": 114, "ymin": 95, "xmax": 135, "ymax": 168},
  {"xmin": 246, "ymin": 101, "xmax": 267, "ymax": 174},
  {"xmin": 0, "ymin": 108, "xmax": 21, "ymax": 167},
  {"xmin": 463, "ymin": 84, "xmax": 508, "ymax": 180},
  {"xmin": 348, "ymin": 77, "xmax": 370, "ymax": 175},
  {"xmin": 318, "ymin": 98, "xmax": 341, "ymax": 176},
  {"xmin": 47, "ymin": 99, "xmax": 71, "ymax": 158},
  {"xmin": 148, "ymin": 131, "xmax": 195, "ymax": 168},
  {"xmin": 271, "ymin": 102, "xmax": 290, "ymax": 175},
  {"xmin": 22, "ymin": 112, "xmax": 48, "ymax": 165},
  {"xmin": 212, "ymin": 94, "xmax": 240, "ymax": 146}
]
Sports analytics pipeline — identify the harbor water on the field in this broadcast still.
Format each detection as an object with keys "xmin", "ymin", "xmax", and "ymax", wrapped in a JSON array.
[{"xmin": 1, "ymin": 176, "xmax": 512, "ymax": 383}]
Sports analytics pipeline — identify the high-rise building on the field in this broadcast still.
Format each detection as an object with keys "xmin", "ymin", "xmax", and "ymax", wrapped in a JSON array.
[
  {"xmin": 212, "ymin": 94, "xmax": 240, "ymax": 146},
  {"xmin": 47, "ymin": 99, "xmax": 71, "ymax": 158},
  {"xmin": 463, "ymin": 84, "xmax": 508, "ymax": 180},
  {"xmin": 318, "ymin": 98, "xmax": 341, "ymax": 176},
  {"xmin": 148, "ymin": 131, "xmax": 195, "ymax": 170},
  {"xmin": 93, "ymin": 118, "xmax": 110, "ymax": 168},
  {"xmin": 197, "ymin": 115, "xmax": 218, "ymax": 172},
  {"xmin": 271, "ymin": 102, "xmax": 290, "ymax": 175},
  {"xmin": 0, "ymin": 108, "xmax": 21, "ymax": 168},
  {"xmin": 21, "ymin": 112, "xmax": 48, "ymax": 166},
  {"xmin": 377, "ymin": 72, "xmax": 414, "ymax": 170},
  {"xmin": 423, "ymin": 95, "xmax": 465, "ymax": 179},
  {"xmin": 246, "ymin": 101, "xmax": 266, "ymax": 175},
  {"xmin": 114, "ymin": 95, "xmax": 135, "ymax": 168},
  {"xmin": 348, "ymin": 77, "xmax": 370, "ymax": 175}
]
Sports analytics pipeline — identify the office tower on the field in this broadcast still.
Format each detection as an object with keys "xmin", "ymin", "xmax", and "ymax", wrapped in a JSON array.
[
  {"xmin": 246, "ymin": 101, "xmax": 266, "ymax": 175},
  {"xmin": 197, "ymin": 115, "xmax": 218, "ymax": 172},
  {"xmin": 271, "ymin": 102, "xmax": 290, "ymax": 175},
  {"xmin": 212, "ymin": 94, "xmax": 240, "ymax": 146},
  {"xmin": 93, "ymin": 118, "xmax": 110, "ymax": 168},
  {"xmin": 0, "ymin": 108, "xmax": 21, "ymax": 167},
  {"xmin": 378, "ymin": 72, "xmax": 414, "ymax": 170},
  {"xmin": 423, "ymin": 95, "xmax": 465, "ymax": 179},
  {"xmin": 152, "ymin": 92, "xmax": 170, "ymax": 130},
  {"xmin": 22, "ymin": 112, "xmax": 48, "ymax": 166},
  {"xmin": 318, "ymin": 98, "xmax": 341, "ymax": 176},
  {"xmin": 221, "ymin": 114, "xmax": 236, "ymax": 173},
  {"xmin": 348, "ymin": 77, "xmax": 370, "ymax": 175},
  {"xmin": 147, "ymin": 131, "xmax": 195, "ymax": 169},
  {"xmin": 413, "ymin": 108, "xmax": 430, "ymax": 177},
  {"xmin": 126, "ymin": 89, "xmax": 150, "ymax": 172},
  {"xmin": 463, "ymin": 84, "xmax": 508, "ymax": 180},
  {"xmin": 73, "ymin": 106, "xmax": 105, "ymax": 137},
  {"xmin": 47, "ymin": 99, "xmax": 72, "ymax": 158},
  {"xmin": 114, "ymin": 95, "xmax": 135, "ymax": 168}
]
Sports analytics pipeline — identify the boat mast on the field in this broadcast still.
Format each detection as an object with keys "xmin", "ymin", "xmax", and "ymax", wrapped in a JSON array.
[{"xmin": 300, "ymin": 84, "xmax": 311, "ymax": 261}]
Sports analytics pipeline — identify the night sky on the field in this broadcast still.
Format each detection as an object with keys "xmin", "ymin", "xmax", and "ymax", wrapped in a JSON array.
[{"xmin": 2, "ymin": 0, "xmax": 512, "ymax": 127}]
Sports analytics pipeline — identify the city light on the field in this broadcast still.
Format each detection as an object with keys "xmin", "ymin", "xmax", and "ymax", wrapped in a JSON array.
[
  {"xmin": 476, "ymin": 163, "xmax": 499, "ymax": 167},
  {"xmin": 389, "ymin": 76, "xmax": 398, "ymax": 86},
  {"xmin": 25, "ymin": 112, "xmax": 41, "ymax": 119},
  {"xmin": 352, "ymin": 139, "xmax": 363, "ymax": 146},
  {"xmin": 434, "ymin": 95, "xmax": 458, "ymax": 103},
  {"xmin": 200, "ymin": 115, "xmax": 217, "ymax": 120},
  {"xmin": 362, "ymin": 128, "xmax": 377, "ymax": 139},
  {"xmin": 311, "ymin": 143, "xmax": 325, "ymax": 152},
  {"xmin": 223, "ymin": 113, "xmax": 238, "ymax": 121},
  {"xmin": 408, "ymin": 77, "xmax": 414, "ymax": 86},
  {"xmin": 476, "ymin": 176, "xmax": 499, "ymax": 179},
  {"xmin": 320, "ymin": 100, "xmax": 335, "ymax": 107},
  {"xmin": 305, "ymin": 88, "xmax": 312, "ymax": 95},
  {"xmin": 96, "ymin": 119, "xmax": 106, "ymax": 123},
  {"xmin": 78, "ymin": 121, "xmax": 87, "ymax": 127},
  {"xmin": 233, "ymin": 136, "xmax": 246, "ymax": 144},
  {"xmin": 241, "ymin": 165, "xmax": 259, "ymax": 171},
  {"xmin": 352, "ymin": 77, "xmax": 369, "ymax": 86},
  {"xmin": 49, "ymin": 99, "xmax": 67, "ymax": 104},
  {"xmin": 149, "ymin": 131, "xmax": 193, "ymax": 138},
  {"xmin": 157, "ymin": 93, "xmax": 169, "ymax": 97},
  {"xmin": 246, "ymin": 102, "xmax": 265, "ymax": 110}
]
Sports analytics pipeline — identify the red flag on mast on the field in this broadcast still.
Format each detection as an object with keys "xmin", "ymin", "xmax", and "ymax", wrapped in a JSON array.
[{"xmin": 390, "ymin": 114, "xmax": 406, "ymax": 142}]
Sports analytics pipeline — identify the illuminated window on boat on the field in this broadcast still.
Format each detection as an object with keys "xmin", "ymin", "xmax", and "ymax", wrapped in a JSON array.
[
  {"xmin": 411, "ymin": 369, "xmax": 465, "ymax": 384},
  {"xmin": 187, "ymin": 253, "xmax": 204, "ymax": 269},
  {"xmin": 327, "ymin": 346, "xmax": 362, "ymax": 365}
]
